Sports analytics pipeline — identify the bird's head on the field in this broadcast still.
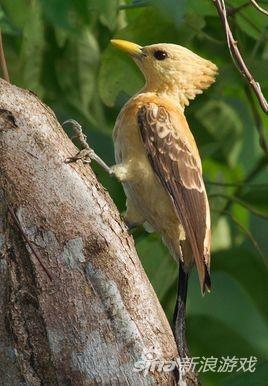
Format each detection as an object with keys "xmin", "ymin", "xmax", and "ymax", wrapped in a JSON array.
[{"xmin": 111, "ymin": 39, "xmax": 218, "ymax": 108}]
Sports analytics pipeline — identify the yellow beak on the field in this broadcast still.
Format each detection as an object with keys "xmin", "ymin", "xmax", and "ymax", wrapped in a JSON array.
[{"xmin": 110, "ymin": 39, "xmax": 143, "ymax": 56}]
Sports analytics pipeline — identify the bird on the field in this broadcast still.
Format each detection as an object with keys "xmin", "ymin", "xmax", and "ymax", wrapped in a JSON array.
[
  {"xmin": 108, "ymin": 39, "xmax": 218, "ymax": 357},
  {"xmin": 68, "ymin": 39, "xmax": 217, "ymax": 358}
]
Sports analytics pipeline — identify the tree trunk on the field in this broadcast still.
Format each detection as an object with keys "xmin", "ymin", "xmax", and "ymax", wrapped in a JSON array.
[{"xmin": 0, "ymin": 79, "xmax": 179, "ymax": 385}]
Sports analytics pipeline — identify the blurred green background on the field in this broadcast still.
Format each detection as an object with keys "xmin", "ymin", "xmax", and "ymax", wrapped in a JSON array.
[{"xmin": 1, "ymin": 0, "xmax": 268, "ymax": 385}]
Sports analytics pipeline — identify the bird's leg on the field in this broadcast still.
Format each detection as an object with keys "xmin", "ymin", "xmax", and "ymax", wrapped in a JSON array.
[
  {"xmin": 173, "ymin": 261, "xmax": 189, "ymax": 358},
  {"xmin": 64, "ymin": 120, "xmax": 132, "ymax": 182},
  {"xmin": 64, "ymin": 120, "xmax": 130, "ymax": 181},
  {"xmin": 68, "ymin": 147, "xmax": 115, "ymax": 175},
  {"xmin": 64, "ymin": 119, "xmax": 114, "ymax": 175}
]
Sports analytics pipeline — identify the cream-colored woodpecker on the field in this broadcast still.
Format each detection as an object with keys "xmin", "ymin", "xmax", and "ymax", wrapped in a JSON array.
[
  {"xmin": 68, "ymin": 39, "xmax": 218, "ymax": 357},
  {"xmin": 110, "ymin": 39, "xmax": 217, "ymax": 356}
]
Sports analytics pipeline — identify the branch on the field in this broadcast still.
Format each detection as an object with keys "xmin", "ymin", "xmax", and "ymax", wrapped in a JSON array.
[
  {"xmin": 0, "ymin": 79, "xmax": 178, "ymax": 385},
  {"xmin": 219, "ymin": 155, "xmax": 267, "ymax": 214},
  {"xmin": 226, "ymin": 2, "xmax": 251, "ymax": 16},
  {"xmin": 206, "ymin": 180, "xmax": 268, "ymax": 188},
  {"xmin": 0, "ymin": 30, "xmax": 10, "ymax": 82},
  {"xmin": 213, "ymin": 0, "xmax": 268, "ymax": 114},
  {"xmin": 244, "ymin": 86, "xmax": 268, "ymax": 155},
  {"xmin": 209, "ymin": 192, "xmax": 268, "ymax": 219},
  {"xmin": 250, "ymin": 0, "xmax": 268, "ymax": 16},
  {"xmin": 118, "ymin": 0, "xmax": 151, "ymax": 10}
]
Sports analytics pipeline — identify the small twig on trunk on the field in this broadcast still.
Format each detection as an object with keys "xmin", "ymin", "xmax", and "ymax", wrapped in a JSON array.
[
  {"xmin": 0, "ymin": 30, "xmax": 10, "ymax": 82},
  {"xmin": 213, "ymin": 0, "xmax": 268, "ymax": 114}
]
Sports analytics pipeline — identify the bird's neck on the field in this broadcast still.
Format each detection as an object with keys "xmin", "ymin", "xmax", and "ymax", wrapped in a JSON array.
[{"xmin": 140, "ymin": 82, "xmax": 189, "ymax": 112}]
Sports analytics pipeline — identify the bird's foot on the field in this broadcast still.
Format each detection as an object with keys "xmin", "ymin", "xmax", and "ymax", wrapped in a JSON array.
[
  {"xmin": 63, "ymin": 119, "xmax": 114, "ymax": 176},
  {"xmin": 65, "ymin": 148, "xmax": 95, "ymax": 164},
  {"xmin": 124, "ymin": 218, "xmax": 140, "ymax": 233}
]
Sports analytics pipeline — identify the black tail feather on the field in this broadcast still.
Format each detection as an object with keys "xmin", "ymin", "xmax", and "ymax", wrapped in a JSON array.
[
  {"xmin": 203, "ymin": 264, "xmax": 211, "ymax": 294},
  {"xmin": 173, "ymin": 262, "xmax": 189, "ymax": 358}
]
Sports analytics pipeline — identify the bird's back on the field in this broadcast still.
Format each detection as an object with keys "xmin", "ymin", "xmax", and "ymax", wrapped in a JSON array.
[{"xmin": 113, "ymin": 93, "xmax": 200, "ymax": 161}]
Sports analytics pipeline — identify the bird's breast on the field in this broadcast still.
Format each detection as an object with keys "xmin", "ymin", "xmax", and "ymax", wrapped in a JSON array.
[{"xmin": 113, "ymin": 95, "xmax": 184, "ymax": 237}]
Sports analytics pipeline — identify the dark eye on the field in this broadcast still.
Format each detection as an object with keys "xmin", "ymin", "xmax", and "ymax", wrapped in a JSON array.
[{"xmin": 153, "ymin": 50, "xmax": 168, "ymax": 60}]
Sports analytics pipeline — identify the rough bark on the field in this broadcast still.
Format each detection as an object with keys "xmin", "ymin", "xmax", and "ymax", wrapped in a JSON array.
[{"xmin": 0, "ymin": 79, "xmax": 179, "ymax": 385}]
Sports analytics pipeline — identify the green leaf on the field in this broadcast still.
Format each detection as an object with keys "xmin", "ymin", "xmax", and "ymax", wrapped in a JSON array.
[
  {"xmin": 203, "ymin": 158, "xmax": 243, "ymax": 188},
  {"xmin": 187, "ymin": 0, "xmax": 217, "ymax": 16},
  {"xmin": 19, "ymin": 0, "xmax": 45, "ymax": 95},
  {"xmin": 0, "ymin": 0, "xmax": 30, "ymax": 28},
  {"xmin": 236, "ymin": 7, "xmax": 268, "ymax": 40},
  {"xmin": 39, "ymin": 0, "xmax": 72, "ymax": 27},
  {"xmin": 0, "ymin": 0, "xmax": 45, "ymax": 93},
  {"xmin": 188, "ymin": 270, "xmax": 268, "ymax": 358},
  {"xmin": 0, "ymin": 5, "xmax": 18, "ymax": 34},
  {"xmin": 0, "ymin": 0, "xmax": 45, "ymax": 90},
  {"xmin": 120, "ymin": 0, "xmax": 188, "ymax": 21},
  {"xmin": 213, "ymin": 248, "xmax": 268, "ymax": 324},
  {"xmin": 118, "ymin": 6, "xmax": 205, "ymax": 46},
  {"xmin": 98, "ymin": 46, "xmax": 143, "ymax": 107},
  {"xmin": 228, "ymin": 205, "xmax": 258, "ymax": 253},
  {"xmin": 56, "ymin": 29, "xmax": 100, "ymax": 116},
  {"xmin": 153, "ymin": 0, "xmax": 186, "ymax": 24},
  {"xmin": 211, "ymin": 216, "xmax": 232, "ymax": 252},
  {"xmin": 96, "ymin": 0, "xmax": 118, "ymax": 31},
  {"xmin": 188, "ymin": 314, "xmax": 260, "ymax": 357},
  {"xmin": 39, "ymin": 0, "xmax": 91, "ymax": 28},
  {"xmin": 195, "ymin": 100, "xmax": 243, "ymax": 165},
  {"xmin": 188, "ymin": 314, "xmax": 262, "ymax": 386},
  {"xmin": 219, "ymin": 361, "xmax": 268, "ymax": 386},
  {"xmin": 136, "ymin": 233, "xmax": 177, "ymax": 301},
  {"xmin": 240, "ymin": 188, "xmax": 268, "ymax": 218},
  {"xmin": 251, "ymin": 61, "xmax": 268, "ymax": 87}
]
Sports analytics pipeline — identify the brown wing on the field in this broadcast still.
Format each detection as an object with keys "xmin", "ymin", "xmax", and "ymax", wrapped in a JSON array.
[{"xmin": 137, "ymin": 103, "xmax": 211, "ymax": 293}]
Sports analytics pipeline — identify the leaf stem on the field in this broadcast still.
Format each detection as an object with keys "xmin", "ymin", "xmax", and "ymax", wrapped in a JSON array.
[
  {"xmin": 250, "ymin": 0, "xmax": 268, "ymax": 16},
  {"xmin": 209, "ymin": 192, "xmax": 268, "ymax": 219},
  {"xmin": 206, "ymin": 180, "xmax": 268, "ymax": 188},
  {"xmin": 212, "ymin": 0, "xmax": 268, "ymax": 113},
  {"xmin": 118, "ymin": 1, "xmax": 151, "ymax": 11},
  {"xmin": 220, "ymin": 156, "xmax": 267, "ymax": 213},
  {"xmin": 212, "ymin": 208, "xmax": 265, "ymax": 261}
]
